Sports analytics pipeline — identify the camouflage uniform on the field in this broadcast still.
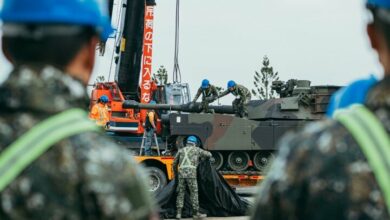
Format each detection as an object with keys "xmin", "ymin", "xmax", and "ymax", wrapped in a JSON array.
[
  {"xmin": 172, "ymin": 145, "xmax": 212, "ymax": 216},
  {"xmin": 192, "ymin": 85, "xmax": 219, "ymax": 113},
  {"xmin": 0, "ymin": 65, "xmax": 155, "ymax": 220},
  {"xmin": 219, "ymin": 84, "xmax": 251, "ymax": 117},
  {"xmin": 251, "ymin": 77, "xmax": 390, "ymax": 220}
]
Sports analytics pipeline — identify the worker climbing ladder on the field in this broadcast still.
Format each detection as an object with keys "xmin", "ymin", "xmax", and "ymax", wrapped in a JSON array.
[{"xmin": 139, "ymin": 132, "xmax": 160, "ymax": 156}]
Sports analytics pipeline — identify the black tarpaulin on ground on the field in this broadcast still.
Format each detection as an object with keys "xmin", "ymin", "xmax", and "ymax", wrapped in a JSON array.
[{"xmin": 156, "ymin": 160, "xmax": 251, "ymax": 218}]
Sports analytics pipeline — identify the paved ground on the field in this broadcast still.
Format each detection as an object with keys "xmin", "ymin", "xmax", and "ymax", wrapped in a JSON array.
[
  {"xmin": 166, "ymin": 217, "xmax": 249, "ymax": 220},
  {"xmin": 165, "ymin": 186, "xmax": 258, "ymax": 220}
]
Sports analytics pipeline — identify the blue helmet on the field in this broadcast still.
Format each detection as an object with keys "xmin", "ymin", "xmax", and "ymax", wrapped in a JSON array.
[
  {"xmin": 227, "ymin": 80, "xmax": 236, "ymax": 89},
  {"xmin": 201, "ymin": 79, "xmax": 210, "ymax": 89},
  {"xmin": 0, "ymin": 0, "xmax": 113, "ymax": 40},
  {"xmin": 149, "ymin": 100, "xmax": 157, "ymax": 104},
  {"xmin": 367, "ymin": 0, "xmax": 390, "ymax": 8},
  {"xmin": 100, "ymin": 95, "xmax": 109, "ymax": 103},
  {"xmin": 187, "ymin": 136, "xmax": 198, "ymax": 145}
]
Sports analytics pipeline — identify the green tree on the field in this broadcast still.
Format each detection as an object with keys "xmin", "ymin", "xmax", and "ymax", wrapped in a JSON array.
[
  {"xmin": 153, "ymin": 65, "xmax": 168, "ymax": 85},
  {"xmin": 252, "ymin": 56, "xmax": 280, "ymax": 100}
]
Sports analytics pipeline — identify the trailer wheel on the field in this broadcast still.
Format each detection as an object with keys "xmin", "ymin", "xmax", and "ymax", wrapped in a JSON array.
[{"xmin": 145, "ymin": 167, "xmax": 167, "ymax": 194}]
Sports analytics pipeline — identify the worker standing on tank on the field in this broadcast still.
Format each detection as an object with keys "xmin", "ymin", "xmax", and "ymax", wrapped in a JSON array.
[
  {"xmin": 143, "ymin": 100, "xmax": 157, "ymax": 156},
  {"xmin": 218, "ymin": 80, "xmax": 251, "ymax": 117},
  {"xmin": 173, "ymin": 136, "xmax": 211, "ymax": 220},
  {"xmin": 251, "ymin": 0, "xmax": 390, "ymax": 219},
  {"xmin": 89, "ymin": 95, "xmax": 110, "ymax": 128},
  {"xmin": 0, "ymin": 0, "xmax": 157, "ymax": 219},
  {"xmin": 192, "ymin": 79, "xmax": 219, "ymax": 113}
]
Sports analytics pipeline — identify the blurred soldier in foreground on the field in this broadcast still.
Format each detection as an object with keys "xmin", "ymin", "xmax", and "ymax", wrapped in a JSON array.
[
  {"xmin": 251, "ymin": 1, "xmax": 390, "ymax": 219},
  {"xmin": 89, "ymin": 95, "xmax": 110, "ymax": 128},
  {"xmin": 143, "ymin": 100, "xmax": 157, "ymax": 156},
  {"xmin": 218, "ymin": 80, "xmax": 251, "ymax": 117},
  {"xmin": 0, "ymin": 0, "xmax": 156, "ymax": 219},
  {"xmin": 173, "ymin": 136, "xmax": 212, "ymax": 220},
  {"xmin": 191, "ymin": 79, "xmax": 219, "ymax": 113}
]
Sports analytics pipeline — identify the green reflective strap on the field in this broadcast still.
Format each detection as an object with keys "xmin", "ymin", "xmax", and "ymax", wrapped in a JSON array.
[
  {"xmin": 335, "ymin": 105, "xmax": 390, "ymax": 213},
  {"xmin": 0, "ymin": 109, "xmax": 100, "ymax": 192},
  {"xmin": 180, "ymin": 147, "xmax": 196, "ymax": 168}
]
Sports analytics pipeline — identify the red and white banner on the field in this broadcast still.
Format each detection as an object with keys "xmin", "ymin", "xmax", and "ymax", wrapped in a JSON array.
[{"xmin": 140, "ymin": 5, "xmax": 154, "ymax": 104}]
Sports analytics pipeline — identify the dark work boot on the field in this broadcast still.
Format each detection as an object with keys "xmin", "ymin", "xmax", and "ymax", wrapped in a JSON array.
[{"xmin": 193, "ymin": 212, "xmax": 207, "ymax": 220}]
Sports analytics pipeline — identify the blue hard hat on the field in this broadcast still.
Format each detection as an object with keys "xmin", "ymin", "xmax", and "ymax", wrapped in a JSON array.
[
  {"xmin": 0, "ymin": 0, "xmax": 113, "ymax": 40},
  {"xmin": 100, "ymin": 95, "xmax": 109, "ymax": 103},
  {"xmin": 201, "ymin": 79, "xmax": 210, "ymax": 89},
  {"xmin": 327, "ymin": 75, "xmax": 378, "ymax": 117},
  {"xmin": 187, "ymin": 136, "xmax": 198, "ymax": 145},
  {"xmin": 227, "ymin": 80, "xmax": 236, "ymax": 89},
  {"xmin": 149, "ymin": 100, "xmax": 157, "ymax": 104},
  {"xmin": 367, "ymin": 0, "xmax": 390, "ymax": 8}
]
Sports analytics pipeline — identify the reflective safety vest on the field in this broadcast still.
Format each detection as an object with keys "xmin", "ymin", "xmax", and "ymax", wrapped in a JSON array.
[
  {"xmin": 90, "ymin": 103, "xmax": 109, "ymax": 126},
  {"xmin": 0, "ymin": 109, "xmax": 100, "ymax": 192},
  {"xmin": 335, "ymin": 104, "xmax": 390, "ymax": 214},
  {"xmin": 180, "ymin": 147, "xmax": 196, "ymax": 169}
]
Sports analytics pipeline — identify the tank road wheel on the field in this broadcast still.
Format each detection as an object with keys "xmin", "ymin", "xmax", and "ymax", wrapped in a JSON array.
[
  {"xmin": 210, "ymin": 152, "xmax": 224, "ymax": 170},
  {"xmin": 145, "ymin": 167, "xmax": 167, "ymax": 194},
  {"xmin": 227, "ymin": 152, "xmax": 250, "ymax": 171},
  {"xmin": 253, "ymin": 152, "xmax": 275, "ymax": 173}
]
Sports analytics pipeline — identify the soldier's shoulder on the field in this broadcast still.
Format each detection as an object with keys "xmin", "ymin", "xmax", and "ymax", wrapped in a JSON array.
[{"xmin": 177, "ymin": 148, "xmax": 184, "ymax": 154}]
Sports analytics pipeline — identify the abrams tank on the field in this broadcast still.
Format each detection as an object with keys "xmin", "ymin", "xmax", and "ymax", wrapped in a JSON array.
[{"xmin": 123, "ymin": 79, "xmax": 340, "ymax": 174}]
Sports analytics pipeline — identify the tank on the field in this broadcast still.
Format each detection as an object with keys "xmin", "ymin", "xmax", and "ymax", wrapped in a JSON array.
[{"xmin": 123, "ymin": 79, "xmax": 340, "ymax": 174}]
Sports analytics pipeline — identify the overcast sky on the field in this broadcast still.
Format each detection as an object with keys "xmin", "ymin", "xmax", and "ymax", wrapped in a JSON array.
[{"xmin": 0, "ymin": 0, "xmax": 384, "ymax": 103}]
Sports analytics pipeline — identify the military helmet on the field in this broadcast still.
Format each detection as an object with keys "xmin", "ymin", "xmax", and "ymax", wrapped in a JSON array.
[
  {"xmin": 227, "ymin": 80, "xmax": 236, "ymax": 89},
  {"xmin": 201, "ymin": 79, "xmax": 210, "ymax": 89},
  {"xmin": 187, "ymin": 136, "xmax": 198, "ymax": 145},
  {"xmin": 0, "ymin": 0, "xmax": 113, "ymax": 40},
  {"xmin": 100, "ymin": 95, "xmax": 109, "ymax": 103}
]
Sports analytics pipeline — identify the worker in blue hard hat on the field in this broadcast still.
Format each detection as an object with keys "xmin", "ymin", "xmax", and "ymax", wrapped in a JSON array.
[
  {"xmin": 89, "ymin": 95, "xmax": 110, "ymax": 127},
  {"xmin": 0, "ymin": 0, "xmax": 156, "ymax": 219},
  {"xmin": 251, "ymin": 1, "xmax": 390, "ymax": 219},
  {"xmin": 173, "ymin": 135, "xmax": 211, "ymax": 220},
  {"xmin": 218, "ymin": 80, "xmax": 251, "ymax": 117},
  {"xmin": 191, "ymin": 79, "xmax": 219, "ymax": 113}
]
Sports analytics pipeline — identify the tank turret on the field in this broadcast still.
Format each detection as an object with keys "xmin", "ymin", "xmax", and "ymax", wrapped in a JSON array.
[{"xmin": 248, "ymin": 79, "xmax": 339, "ymax": 120}]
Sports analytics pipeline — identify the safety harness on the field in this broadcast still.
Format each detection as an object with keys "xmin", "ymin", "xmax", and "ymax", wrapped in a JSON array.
[
  {"xmin": 0, "ymin": 109, "xmax": 100, "ymax": 192},
  {"xmin": 335, "ymin": 104, "xmax": 390, "ymax": 214},
  {"xmin": 180, "ymin": 147, "xmax": 196, "ymax": 169}
]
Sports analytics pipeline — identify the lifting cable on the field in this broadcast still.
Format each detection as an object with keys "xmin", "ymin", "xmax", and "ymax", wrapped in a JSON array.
[{"xmin": 172, "ymin": 0, "xmax": 182, "ymax": 83}]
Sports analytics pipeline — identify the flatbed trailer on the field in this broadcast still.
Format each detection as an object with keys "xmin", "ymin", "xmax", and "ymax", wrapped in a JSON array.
[{"xmin": 134, "ymin": 155, "xmax": 264, "ymax": 193}]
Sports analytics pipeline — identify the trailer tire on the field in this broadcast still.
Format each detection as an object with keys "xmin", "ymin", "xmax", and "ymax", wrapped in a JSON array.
[{"xmin": 145, "ymin": 167, "xmax": 167, "ymax": 194}]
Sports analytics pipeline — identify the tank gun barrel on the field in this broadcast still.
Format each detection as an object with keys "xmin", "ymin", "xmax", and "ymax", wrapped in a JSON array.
[{"xmin": 122, "ymin": 100, "xmax": 234, "ymax": 114}]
